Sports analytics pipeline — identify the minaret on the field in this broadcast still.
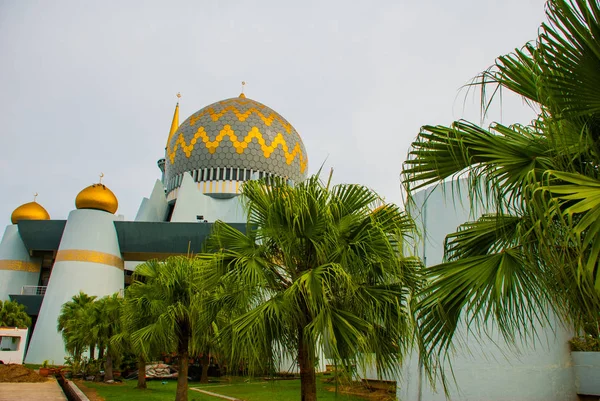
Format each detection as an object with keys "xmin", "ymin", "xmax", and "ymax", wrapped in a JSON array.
[
  {"xmin": 0, "ymin": 195, "xmax": 48, "ymax": 300},
  {"xmin": 159, "ymin": 93, "xmax": 181, "ymax": 184},
  {"xmin": 25, "ymin": 177, "xmax": 123, "ymax": 364}
]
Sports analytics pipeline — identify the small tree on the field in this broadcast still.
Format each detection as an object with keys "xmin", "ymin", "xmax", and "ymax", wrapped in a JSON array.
[
  {"xmin": 202, "ymin": 174, "xmax": 420, "ymax": 401},
  {"xmin": 57, "ymin": 292, "xmax": 97, "ymax": 360},
  {"xmin": 93, "ymin": 294, "xmax": 123, "ymax": 382},
  {"xmin": 0, "ymin": 300, "xmax": 31, "ymax": 328},
  {"xmin": 126, "ymin": 256, "xmax": 209, "ymax": 401},
  {"xmin": 115, "ymin": 290, "xmax": 164, "ymax": 389}
]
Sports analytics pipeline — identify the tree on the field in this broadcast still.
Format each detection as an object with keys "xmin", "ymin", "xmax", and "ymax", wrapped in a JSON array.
[
  {"xmin": 0, "ymin": 300, "xmax": 31, "ymax": 328},
  {"xmin": 92, "ymin": 294, "xmax": 123, "ymax": 382},
  {"xmin": 202, "ymin": 174, "xmax": 420, "ymax": 401},
  {"xmin": 126, "ymin": 256, "xmax": 208, "ymax": 401},
  {"xmin": 57, "ymin": 292, "xmax": 97, "ymax": 359},
  {"xmin": 116, "ymin": 287, "xmax": 165, "ymax": 389},
  {"xmin": 402, "ymin": 0, "xmax": 600, "ymax": 384}
]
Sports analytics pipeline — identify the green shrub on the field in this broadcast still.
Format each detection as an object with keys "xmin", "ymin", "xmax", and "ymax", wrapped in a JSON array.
[{"xmin": 569, "ymin": 336, "xmax": 600, "ymax": 352}]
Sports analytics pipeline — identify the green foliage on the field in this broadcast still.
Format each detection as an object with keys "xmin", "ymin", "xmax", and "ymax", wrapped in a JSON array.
[
  {"xmin": 57, "ymin": 291, "xmax": 123, "ymax": 381},
  {"xmin": 402, "ymin": 0, "xmax": 600, "ymax": 389},
  {"xmin": 57, "ymin": 292, "xmax": 97, "ymax": 358},
  {"xmin": 124, "ymin": 256, "xmax": 217, "ymax": 399},
  {"xmin": 0, "ymin": 299, "xmax": 32, "ymax": 328},
  {"xmin": 202, "ymin": 174, "xmax": 420, "ymax": 399},
  {"xmin": 569, "ymin": 336, "xmax": 600, "ymax": 352}
]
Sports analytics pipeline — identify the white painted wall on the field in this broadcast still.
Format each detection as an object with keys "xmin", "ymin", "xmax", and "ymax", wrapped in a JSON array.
[
  {"xmin": 171, "ymin": 173, "xmax": 245, "ymax": 223},
  {"xmin": 0, "ymin": 327, "xmax": 28, "ymax": 364},
  {"xmin": 0, "ymin": 225, "xmax": 40, "ymax": 301},
  {"xmin": 396, "ymin": 180, "xmax": 576, "ymax": 401},
  {"xmin": 134, "ymin": 180, "xmax": 168, "ymax": 222},
  {"xmin": 25, "ymin": 209, "xmax": 124, "ymax": 364}
]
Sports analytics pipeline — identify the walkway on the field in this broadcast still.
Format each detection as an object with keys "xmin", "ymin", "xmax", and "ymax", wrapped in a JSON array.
[{"xmin": 0, "ymin": 378, "xmax": 67, "ymax": 401}]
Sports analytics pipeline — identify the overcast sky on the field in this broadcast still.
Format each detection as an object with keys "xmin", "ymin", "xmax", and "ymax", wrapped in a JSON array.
[{"xmin": 0, "ymin": 0, "xmax": 546, "ymax": 224}]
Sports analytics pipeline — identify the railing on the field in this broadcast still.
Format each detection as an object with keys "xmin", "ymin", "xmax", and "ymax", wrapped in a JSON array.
[{"xmin": 20, "ymin": 286, "xmax": 47, "ymax": 296}]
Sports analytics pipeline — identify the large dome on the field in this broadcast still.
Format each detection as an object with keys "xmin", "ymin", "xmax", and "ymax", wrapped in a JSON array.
[{"xmin": 164, "ymin": 94, "xmax": 308, "ymax": 194}]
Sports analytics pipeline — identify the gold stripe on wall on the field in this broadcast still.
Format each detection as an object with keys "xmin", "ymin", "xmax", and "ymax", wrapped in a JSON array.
[
  {"xmin": 55, "ymin": 250, "xmax": 124, "ymax": 270},
  {"xmin": 0, "ymin": 260, "xmax": 40, "ymax": 272}
]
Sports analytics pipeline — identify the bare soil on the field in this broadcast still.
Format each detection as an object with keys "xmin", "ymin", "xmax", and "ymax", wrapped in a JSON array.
[
  {"xmin": 0, "ymin": 364, "xmax": 47, "ymax": 383},
  {"xmin": 324, "ymin": 384, "xmax": 396, "ymax": 401}
]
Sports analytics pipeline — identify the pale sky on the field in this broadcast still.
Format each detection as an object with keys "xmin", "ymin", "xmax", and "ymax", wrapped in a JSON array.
[{"xmin": 0, "ymin": 0, "xmax": 546, "ymax": 223}]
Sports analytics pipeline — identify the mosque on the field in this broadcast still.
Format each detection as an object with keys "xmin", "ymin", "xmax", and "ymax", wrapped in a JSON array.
[
  {"xmin": 0, "ymin": 89, "xmax": 308, "ymax": 365},
  {"xmin": 0, "ymin": 88, "xmax": 583, "ymax": 400}
]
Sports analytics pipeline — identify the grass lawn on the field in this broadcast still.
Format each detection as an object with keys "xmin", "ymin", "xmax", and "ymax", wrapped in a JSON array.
[{"xmin": 84, "ymin": 376, "xmax": 374, "ymax": 401}]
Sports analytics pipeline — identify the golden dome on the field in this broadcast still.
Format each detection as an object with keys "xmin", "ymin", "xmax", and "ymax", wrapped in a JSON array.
[
  {"xmin": 75, "ymin": 184, "xmax": 118, "ymax": 214},
  {"xmin": 11, "ymin": 202, "xmax": 50, "ymax": 224}
]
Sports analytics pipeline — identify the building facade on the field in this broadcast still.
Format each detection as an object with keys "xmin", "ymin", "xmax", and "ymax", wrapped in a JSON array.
[{"xmin": 0, "ymin": 91, "xmax": 308, "ymax": 364}]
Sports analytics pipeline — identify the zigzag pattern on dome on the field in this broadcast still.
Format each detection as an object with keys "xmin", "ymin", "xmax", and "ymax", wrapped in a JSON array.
[
  {"xmin": 187, "ymin": 105, "xmax": 293, "ymax": 133},
  {"xmin": 167, "ymin": 124, "xmax": 307, "ymax": 173}
]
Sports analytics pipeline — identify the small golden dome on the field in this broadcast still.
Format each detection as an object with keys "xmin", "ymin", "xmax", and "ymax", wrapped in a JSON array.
[
  {"xmin": 75, "ymin": 184, "xmax": 118, "ymax": 214},
  {"xmin": 11, "ymin": 202, "xmax": 50, "ymax": 224}
]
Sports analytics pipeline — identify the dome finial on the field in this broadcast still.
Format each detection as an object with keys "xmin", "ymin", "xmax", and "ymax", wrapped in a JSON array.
[
  {"xmin": 33, "ymin": 192, "xmax": 38, "ymax": 202},
  {"xmin": 239, "ymin": 81, "xmax": 246, "ymax": 98},
  {"xmin": 176, "ymin": 92, "xmax": 182, "ymax": 103},
  {"xmin": 99, "ymin": 172, "xmax": 104, "ymax": 184}
]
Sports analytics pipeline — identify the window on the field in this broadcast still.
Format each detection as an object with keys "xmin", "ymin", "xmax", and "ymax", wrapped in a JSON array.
[{"xmin": 0, "ymin": 336, "xmax": 20, "ymax": 351}]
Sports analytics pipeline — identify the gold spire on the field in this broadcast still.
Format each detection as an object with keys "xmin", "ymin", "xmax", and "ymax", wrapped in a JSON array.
[
  {"xmin": 239, "ymin": 81, "xmax": 246, "ymax": 98},
  {"xmin": 166, "ymin": 93, "xmax": 181, "ymax": 149}
]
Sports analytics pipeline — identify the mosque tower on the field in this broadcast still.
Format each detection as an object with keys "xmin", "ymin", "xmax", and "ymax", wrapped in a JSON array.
[
  {"xmin": 25, "ymin": 181, "xmax": 123, "ymax": 364},
  {"xmin": 0, "ymin": 197, "xmax": 49, "ymax": 301}
]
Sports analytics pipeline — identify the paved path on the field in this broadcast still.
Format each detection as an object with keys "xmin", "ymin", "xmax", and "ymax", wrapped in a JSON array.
[{"xmin": 0, "ymin": 378, "xmax": 67, "ymax": 401}]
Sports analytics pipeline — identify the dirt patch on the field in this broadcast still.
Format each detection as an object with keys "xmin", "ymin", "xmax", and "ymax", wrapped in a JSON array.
[
  {"xmin": 71, "ymin": 379, "xmax": 106, "ymax": 401},
  {"xmin": 0, "ymin": 364, "xmax": 47, "ymax": 383},
  {"xmin": 325, "ymin": 384, "xmax": 396, "ymax": 401}
]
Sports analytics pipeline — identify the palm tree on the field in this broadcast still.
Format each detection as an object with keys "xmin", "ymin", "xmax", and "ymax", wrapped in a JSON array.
[
  {"xmin": 92, "ymin": 294, "xmax": 123, "ymax": 382},
  {"xmin": 125, "ymin": 256, "xmax": 208, "ymax": 401},
  {"xmin": 201, "ymin": 174, "xmax": 420, "ymax": 401},
  {"xmin": 115, "ymin": 289, "xmax": 164, "ymax": 389},
  {"xmin": 402, "ymin": 0, "xmax": 600, "ymax": 383},
  {"xmin": 57, "ymin": 292, "xmax": 97, "ymax": 360},
  {"xmin": 0, "ymin": 300, "xmax": 31, "ymax": 328}
]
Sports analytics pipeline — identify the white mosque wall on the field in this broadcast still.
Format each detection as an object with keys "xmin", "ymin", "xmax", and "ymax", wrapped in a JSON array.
[
  {"xmin": 134, "ymin": 180, "xmax": 168, "ymax": 222},
  {"xmin": 0, "ymin": 225, "xmax": 41, "ymax": 301},
  {"xmin": 170, "ymin": 173, "xmax": 246, "ymax": 223},
  {"xmin": 396, "ymin": 180, "xmax": 576, "ymax": 401},
  {"xmin": 25, "ymin": 209, "xmax": 124, "ymax": 364}
]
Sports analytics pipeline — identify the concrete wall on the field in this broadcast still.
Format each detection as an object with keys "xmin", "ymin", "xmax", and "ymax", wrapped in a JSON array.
[
  {"xmin": 25, "ymin": 209, "xmax": 124, "ymax": 364},
  {"xmin": 170, "ymin": 173, "xmax": 246, "ymax": 223},
  {"xmin": 397, "ymin": 180, "xmax": 576, "ymax": 401},
  {"xmin": 0, "ymin": 225, "xmax": 40, "ymax": 301}
]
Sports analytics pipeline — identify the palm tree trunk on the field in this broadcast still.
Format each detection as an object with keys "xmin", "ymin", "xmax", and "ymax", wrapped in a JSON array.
[
  {"xmin": 200, "ymin": 352, "xmax": 210, "ymax": 384},
  {"xmin": 175, "ymin": 328, "xmax": 190, "ymax": 401},
  {"xmin": 136, "ymin": 356, "xmax": 147, "ymax": 389},
  {"xmin": 298, "ymin": 327, "xmax": 317, "ymax": 401},
  {"xmin": 89, "ymin": 345, "xmax": 95, "ymax": 360},
  {"xmin": 104, "ymin": 351, "xmax": 114, "ymax": 382},
  {"xmin": 98, "ymin": 345, "xmax": 105, "ymax": 359}
]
